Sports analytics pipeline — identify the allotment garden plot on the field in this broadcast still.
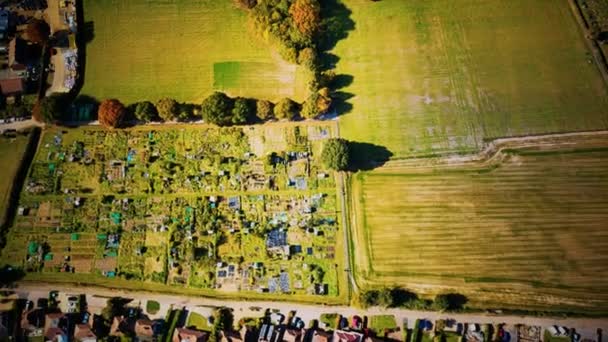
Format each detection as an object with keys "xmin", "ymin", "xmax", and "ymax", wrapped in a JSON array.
[{"xmin": 1, "ymin": 124, "xmax": 344, "ymax": 299}]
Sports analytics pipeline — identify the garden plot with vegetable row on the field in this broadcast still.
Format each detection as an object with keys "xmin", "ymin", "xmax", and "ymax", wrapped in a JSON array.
[{"xmin": 1, "ymin": 124, "xmax": 345, "ymax": 299}]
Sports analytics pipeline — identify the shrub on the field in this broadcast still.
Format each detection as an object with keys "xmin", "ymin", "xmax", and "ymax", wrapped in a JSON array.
[
  {"xmin": 201, "ymin": 92, "xmax": 235, "ymax": 126},
  {"xmin": 146, "ymin": 300, "xmax": 160, "ymax": 315},
  {"xmin": 26, "ymin": 19, "xmax": 50, "ymax": 44},
  {"xmin": 256, "ymin": 100, "xmax": 274, "ymax": 121},
  {"xmin": 156, "ymin": 98, "xmax": 179, "ymax": 122},
  {"xmin": 133, "ymin": 101, "xmax": 157, "ymax": 122},
  {"xmin": 98, "ymin": 99, "xmax": 126, "ymax": 128},
  {"xmin": 33, "ymin": 94, "xmax": 70, "ymax": 124},
  {"xmin": 273, "ymin": 97, "xmax": 299, "ymax": 120},
  {"xmin": 321, "ymin": 138, "xmax": 349, "ymax": 171},
  {"xmin": 232, "ymin": 97, "xmax": 255, "ymax": 125}
]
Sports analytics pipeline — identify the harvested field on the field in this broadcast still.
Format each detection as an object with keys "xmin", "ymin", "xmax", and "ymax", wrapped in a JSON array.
[
  {"xmin": 351, "ymin": 136, "xmax": 608, "ymax": 313},
  {"xmin": 80, "ymin": 0, "xmax": 307, "ymax": 103},
  {"xmin": 334, "ymin": 0, "xmax": 608, "ymax": 158}
]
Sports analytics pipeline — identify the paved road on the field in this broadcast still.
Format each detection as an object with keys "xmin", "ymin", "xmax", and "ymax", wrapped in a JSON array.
[{"xmin": 10, "ymin": 282, "xmax": 608, "ymax": 341}]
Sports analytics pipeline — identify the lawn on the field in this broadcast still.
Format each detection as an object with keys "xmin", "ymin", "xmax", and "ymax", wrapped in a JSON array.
[
  {"xmin": 0, "ymin": 134, "xmax": 31, "ymax": 226},
  {"xmin": 80, "ymin": 0, "xmax": 307, "ymax": 104},
  {"xmin": 351, "ymin": 137, "xmax": 608, "ymax": 313},
  {"xmin": 369, "ymin": 315, "xmax": 397, "ymax": 335},
  {"xmin": 333, "ymin": 0, "xmax": 608, "ymax": 158},
  {"xmin": 187, "ymin": 312, "xmax": 210, "ymax": 332}
]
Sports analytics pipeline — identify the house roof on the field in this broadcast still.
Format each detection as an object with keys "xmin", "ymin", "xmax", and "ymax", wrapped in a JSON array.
[
  {"xmin": 74, "ymin": 324, "xmax": 96, "ymax": 340},
  {"xmin": 174, "ymin": 327, "xmax": 209, "ymax": 342},
  {"xmin": 45, "ymin": 327, "xmax": 66, "ymax": 341},
  {"xmin": 135, "ymin": 319, "xmax": 155, "ymax": 337},
  {"xmin": 312, "ymin": 330, "xmax": 332, "ymax": 342},
  {"xmin": 0, "ymin": 78, "xmax": 24, "ymax": 96},
  {"xmin": 333, "ymin": 330, "xmax": 363, "ymax": 342},
  {"xmin": 283, "ymin": 329, "xmax": 302, "ymax": 342}
]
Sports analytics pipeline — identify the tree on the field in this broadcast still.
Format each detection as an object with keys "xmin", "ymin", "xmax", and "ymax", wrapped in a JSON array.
[
  {"xmin": 234, "ymin": 0, "xmax": 257, "ymax": 9},
  {"xmin": 273, "ymin": 97, "xmax": 299, "ymax": 120},
  {"xmin": 156, "ymin": 98, "xmax": 179, "ymax": 122},
  {"xmin": 301, "ymin": 93, "xmax": 320, "ymax": 119},
  {"xmin": 289, "ymin": 0, "xmax": 321, "ymax": 38},
  {"xmin": 201, "ymin": 92, "xmax": 234, "ymax": 126},
  {"xmin": 432, "ymin": 293, "xmax": 468, "ymax": 311},
  {"xmin": 33, "ymin": 94, "xmax": 69, "ymax": 123},
  {"xmin": 256, "ymin": 100, "xmax": 274, "ymax": 121},
  {"xmin": 133, "ymin": 101, "xmax": 157, "ymax": 122},
  {"xmin": 297, "ymin": 47, "xmax": 318, "ymax": 70},
  {"xmin": 231, "ymin": 97, "xmax": 254, "ymax": 125},
  {"xmin": 212, "ymin": 307, "xmax": 234, "ymax": 332},
  {"xmin": 26, "ymin": 19, "xmax": 50, "ymax": 44},
  {"xmin": 98, "ymin": 99, "xmax": 126, "ymax": 128},
  {"xmin": 101, "ymin": 297, "xmax": 130, "ymax": 322},
  {"xmin": 321, "ymin": 138, "xmax": 349, "ymax": 171}
]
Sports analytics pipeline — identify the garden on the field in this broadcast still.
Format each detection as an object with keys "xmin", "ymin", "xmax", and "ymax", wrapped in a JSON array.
[{"xmin": 0, "ymin": 123, "xmax": 344, "ymax": 298}]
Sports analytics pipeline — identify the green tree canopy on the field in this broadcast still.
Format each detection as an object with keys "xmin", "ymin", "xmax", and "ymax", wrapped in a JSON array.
[
  {"xmin": 133, "ymin": 101, "xmax": 157, "ymax": 122},
  {"xmin": 33, "ymin": 94, "xmax": 69, "ymax": 123},
  {"xmin": 273, "ymin": 97, "xmax": 299, "ymax": 120},
  {"xmin": 201, "ymin": 92, "xmax": 235, "ymax": 126},
  {"xmin": 156, "ymin": 98, "xmax": 179, "ymax": 122},
  {"xmin": 256, "ymin": 100, "xmax": 274, "ymax": 121},
  {"xmin": 232, "ymin": 97, "xmax": 254, "ymax": 125},
  {"xmin": 321, "ymin": 138, "xmax": 349, "ymax": 171}
]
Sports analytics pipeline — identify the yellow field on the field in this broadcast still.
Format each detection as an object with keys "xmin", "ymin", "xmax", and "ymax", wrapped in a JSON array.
[{"xmin": 351, "ymin": 135, "xmax": 608, "ymax": 313}]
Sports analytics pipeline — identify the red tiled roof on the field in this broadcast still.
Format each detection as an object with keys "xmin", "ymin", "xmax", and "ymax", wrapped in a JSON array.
[{"xmin": 0, "ymin": 78, "xmax": 23, "ymax": 95}]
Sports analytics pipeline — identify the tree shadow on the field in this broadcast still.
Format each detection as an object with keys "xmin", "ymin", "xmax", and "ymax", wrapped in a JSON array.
[
  {"xmin": 331, "ymin": 91, "xmax": 354, "ymax": 115},
  {"xmin": 389, "ymin": 288, "xmax": 418, "ymax": 308},
  {"xmin": 0, "ymin": 265, "xmax": 25, "ymax": 287},
  {"xmin": 69, "ymin": 0, "xmax": 94, "ymax": 102},
  {"xmin": 332, "ymin": 74, "xmax": 353, "ymax": 89},
  {"xmin": 348, "ymin": 142, "xmax": 393, "ymax": 171},
  {"xmin": 319, "ymin": 0, "xmax": 356, "ymax": 52}
]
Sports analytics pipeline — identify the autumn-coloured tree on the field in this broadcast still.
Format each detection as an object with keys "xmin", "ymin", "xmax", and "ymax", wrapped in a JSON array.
[
  {"xmin": 156, "ymin": 98, "xmax": 179, "ymax": 122},
  {"xmin": 26, "ymin": 19, "xmax": 51, "ymax": 44},
  {"xmin": 98, "ymin": 99, "xmax": 126, "ymax": 128},
  {"xmin": 289, "ymin": 0, "xmax": 321, "ymax": 38}
]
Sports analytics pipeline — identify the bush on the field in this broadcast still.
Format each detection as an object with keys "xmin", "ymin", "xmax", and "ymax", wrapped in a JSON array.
[
  {"xmin": 319, "ymin": 313, "xmax": 339, "ymax": 330},
  {"xmin": 26, "ymin": 19, "xmax": 50, "ymax": 44},
  {"xmin": 273, "ymin": 97, "xmax": 299, "ymax": 120},
  {"xmin": 321, "ymin": 138, "xmax": 349, "ymax": 171},
  {"xmin": 98, "ymin": 99, "xmax": 126, "ymax": 128},
  {"xmin": 256, "ymin": 100, "xmax": 274, "ymax": 121},
  {"xmin": 156, "ymin": 98, "xmax": 179, "ymax": 122},
  {"xmin": 201, "ymin": 92, "xmax": 235, "ymax": 126},
  {"xmin": 146, "ymin": 300, "xmax": 160, "ymax": 315},
  {"xmin": 433, "ymin": 293, "xmax": 468, "ymax": 311},
  {"xmin": 33, "ymin": 94, "xmax": 70, "ymax": 123},
  {"xmin": 232, "ymin": 97, "xmax": 255, "ymax": 125},
  {"xmin": 132, "ymin": 101, "xmax": 157, "ymax": 122}
]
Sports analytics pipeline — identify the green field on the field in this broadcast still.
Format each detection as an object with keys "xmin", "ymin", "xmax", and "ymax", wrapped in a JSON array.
[
  {"xmin": 351, "ymin": 137, "xmax": 608, "ymax": 313},
  {"xmin": 0, "ymin": 135, "xmax": 31, "ymax": 226},
  {"xmin": 334, "ymin": 0, "xmax": 608, "ymax": 158},
  {"xmin": 81, "ymin": 0, "xmax": 307, "ymax": 103}
]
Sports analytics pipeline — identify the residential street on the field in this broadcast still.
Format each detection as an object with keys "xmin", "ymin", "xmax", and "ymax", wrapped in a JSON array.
[{"xmin": 11, "ymin": 282, "xmax": 608, "ymax": 341}]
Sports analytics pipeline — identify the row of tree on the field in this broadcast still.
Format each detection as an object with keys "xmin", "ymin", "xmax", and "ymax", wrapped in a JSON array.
[
  {"xmin": 358, "ymin": 287, "xmax": 468, "ymax": 312},
  {"xmin": 33, "ymin": 89, "xmax": 332, "ymax": 128}
]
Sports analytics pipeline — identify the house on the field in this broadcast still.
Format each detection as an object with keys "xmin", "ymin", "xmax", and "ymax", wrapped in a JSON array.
[
  {"xmin": 364, "ymin": 337, "xmax": 384, "ymax": 342},
  {"xmin": 135, "ymin": 319, "xmax": 156, "ymax": 341},
  {"xmin": 0, "ymin": 77, "xmax": 24, "ymax": 102},
  {"xmin": 8, "ymin": 37, "xmax": 41, "ymax": 71},
  {"xmin": 312, "ymin": 330, "xmax": 332, "ymax": 342},
  {"xmin": 110, "ymin": 316, "xmax": 132, "ymax": 337},
  {"xmin": 45, "ymin": 327, "xmax": 67, "ymax": 342},
  {"xmin": 172, "ymin": 327, "xmax": 209, "ymax": 342},
  {"xmin": 258, "ymin": 324, "xmax": 284, "ymax": 342},
  {"xmin": 221, "ymin": 326, "xmax": 255, "ymax": 342},
  {"xmin": 283, "ymin": 328, "xmax": 303, "ymax": 342},
  {"xmin": 332, "ymin": 330, "xmax": 363, "ymax": 342},
  {"xmin": 44, "ymin": 312, "xmax": 64, "ymax": 333},
  {"xmin": 74, "ymin": 323, "xmax": 97, "ymax": 342}
]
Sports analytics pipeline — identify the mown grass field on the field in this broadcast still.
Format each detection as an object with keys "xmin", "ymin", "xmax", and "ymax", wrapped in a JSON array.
[
  {"xmin": 80, "ymin": 0, "xmax": 307, "ymax": 103},
  {"xmin": 0, "ymin": 135, "xmax": 31, "ymax": 226},
  {"xmin": 334, "ymin": 0, "xmax": 608, "ymax": 158},
  {"xmin": 351, "ymin": 138, "xmax": 608, "ymax": 313}
]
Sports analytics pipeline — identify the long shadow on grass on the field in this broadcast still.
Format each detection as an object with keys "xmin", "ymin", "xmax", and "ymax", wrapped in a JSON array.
[
  {"xmin": 348, "ymin": 142, "xmax": 393, "ymax": 171},
  {"xmin": 69, "ymin": 0, "xmax": 95, "ymax": 107}
]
